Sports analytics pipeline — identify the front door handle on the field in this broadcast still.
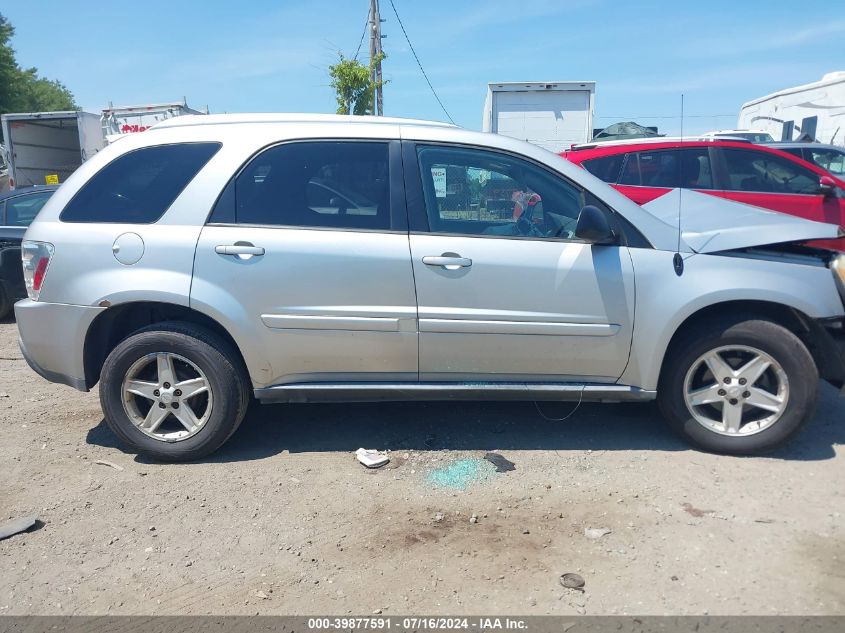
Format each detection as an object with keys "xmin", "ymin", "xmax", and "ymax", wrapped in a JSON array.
[
  {"xmin": 215, "ymin": 243, "xmax": 265, "ymax": 257},
  {"xmin": 422, "ymin": 254, "xmax": 472, "ymax": 269}
]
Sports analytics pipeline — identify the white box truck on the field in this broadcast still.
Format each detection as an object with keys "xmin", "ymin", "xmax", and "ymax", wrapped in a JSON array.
[
  {"xmin": 101, "ymin": 99, "xmax": 207, "ymax": 144},
  {"xmin": 1, "ymin": 111, "xmax": 104, "ymax": 189},
  {"xmin": 482, "ymin": 81, "xmax": 596, "ymax": 152},
  {"xmin": 738, "ymin": 72, "xmax": 845, "ymax": 146}
]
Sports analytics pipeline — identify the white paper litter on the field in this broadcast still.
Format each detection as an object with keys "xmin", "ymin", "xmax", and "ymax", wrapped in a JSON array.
[
  {"xmin": 584, "ymin": 527, "xmax": 612, "ymax": 539},
  {"xmin": 355, "ymin": 448, "xmax": 389, "ymax": 468}
]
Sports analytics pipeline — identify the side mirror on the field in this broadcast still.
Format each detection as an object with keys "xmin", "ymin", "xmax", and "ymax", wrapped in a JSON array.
[
  {"xmin": 575, "ymin": 205, "xmax": 617, "ymax": 245},
  {"xmin": 819, "ymin": 175, "xmax": 837, "ymax": 197}
]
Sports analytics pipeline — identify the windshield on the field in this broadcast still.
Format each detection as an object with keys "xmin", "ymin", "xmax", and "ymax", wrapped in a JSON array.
[{"xmin": 720, "ymin": 132, "xmax": 774, "ymax": 143}]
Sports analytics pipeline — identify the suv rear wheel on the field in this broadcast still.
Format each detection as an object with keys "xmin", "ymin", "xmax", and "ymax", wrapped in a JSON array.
[
  {"xmin": 99, "ymin": 322, "xmax": 250, "ymax": 461},
  {"xmin": 658, "ymin": 316, "xmax": 818, "ymax": 454}
]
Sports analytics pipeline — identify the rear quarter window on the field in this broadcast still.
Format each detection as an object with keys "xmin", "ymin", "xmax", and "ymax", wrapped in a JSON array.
[
  {"xmin": 60, "ymin": 142, "xmax": 221, "ymax": 223},
  {"xmin": 581, "ymin": 154, "xmax": 624, "ymax": 183}
]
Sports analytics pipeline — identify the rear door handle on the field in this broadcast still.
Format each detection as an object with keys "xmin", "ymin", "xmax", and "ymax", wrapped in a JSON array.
[
  {"xmin": 422, "ymin": 255, "xmax": 472, "ymax": 269},
  {"xmin": 215, "ymin": 244, "xmax": 265, "ymax": 256}
]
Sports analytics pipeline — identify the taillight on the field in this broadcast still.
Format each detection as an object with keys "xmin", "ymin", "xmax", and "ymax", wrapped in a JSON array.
[
  {"xmin": 21, "ymin": 241, "xmax": 54, "ymax": 301},
  {"xmin": 9, "ymin": 177, "xmax": 14, "ymax": 189}
]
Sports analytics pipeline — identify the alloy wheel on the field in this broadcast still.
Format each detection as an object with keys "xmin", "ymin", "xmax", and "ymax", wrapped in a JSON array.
[
  {"xmin": 683, "ymin": 345, "xmax": 789, "ymax": 436},
  {"xmin": 121, "ymin": 352, "xmax": 213, "ymax": 442}
]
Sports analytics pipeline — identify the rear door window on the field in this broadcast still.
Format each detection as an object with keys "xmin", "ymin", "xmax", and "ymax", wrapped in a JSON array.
[
  {"xmin": 619, "ymin": 149, "xmax": 713, "ymax": 189},
  {"xmin": 721, "ymin": 148, "xmax": 819, "ymax": 194},
  {"xmin": 221, "ymin": 141, "xmax": 391, "ymax": 230},
  {"xmin": 61, "ymin": 143, "xmax": 221, "ymax": 223}
]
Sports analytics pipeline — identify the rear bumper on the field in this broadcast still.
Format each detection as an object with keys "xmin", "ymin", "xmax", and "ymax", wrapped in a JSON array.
[{"xmin": 15, "ymin": 299, "xmax": 105, "ymax": 392}]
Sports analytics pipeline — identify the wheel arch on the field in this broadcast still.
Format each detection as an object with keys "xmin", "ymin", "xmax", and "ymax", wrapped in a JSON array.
[
  {"xmin": 83, "ymin": 301, "xmax": 250, "ymax": 390},
  {"xmin": 659, "ymin": 299, "xmax": 841, "ymax": 387}
]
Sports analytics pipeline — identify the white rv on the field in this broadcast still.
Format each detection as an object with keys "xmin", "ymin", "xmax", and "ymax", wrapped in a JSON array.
[
  {"xmin": 482, "ymin": 81, "xmax": 595, "ymax": 152},
  {"xmin": 738, "ymin": 72, "xmax": 845, "ymax": 146}
]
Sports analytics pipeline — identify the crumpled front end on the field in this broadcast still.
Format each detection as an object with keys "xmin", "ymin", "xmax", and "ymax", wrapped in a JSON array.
[{"xmin": 642, "ymin": 189, "xmax": 843, "ymax": 254}]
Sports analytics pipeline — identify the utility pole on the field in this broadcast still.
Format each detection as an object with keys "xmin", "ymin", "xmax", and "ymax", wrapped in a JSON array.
[{"xmin": 369, "ymin": 0, "xmax": 384, "ymax": 116}]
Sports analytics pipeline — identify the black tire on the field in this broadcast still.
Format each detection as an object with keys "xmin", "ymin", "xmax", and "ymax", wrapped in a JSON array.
[
  {"xmin": 99, "ymin": 321, "xmax": 251, "ymax": 461},
  {"xmin": 658, "ymin": 315, "xmax": 818, "ymax": 455},
  {"xmin": 0, "ymin": 283, "xmax": 11, "ymax": 320}
]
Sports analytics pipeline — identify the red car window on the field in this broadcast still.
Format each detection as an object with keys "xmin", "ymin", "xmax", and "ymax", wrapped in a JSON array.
[
  {"xmin": 722, "ymin": 148, "xmax": 819, "ymax": 194},
  {"xmin": 618, "ymin": 149, "xmax": 713, "ymax": 189},
  {"xmin": 808, "ymin": 147, "xmax": 845, "ymax": 177},
  {"xmin": 581, "ymin": 154, "xmax": 624, "ymax": 183}
]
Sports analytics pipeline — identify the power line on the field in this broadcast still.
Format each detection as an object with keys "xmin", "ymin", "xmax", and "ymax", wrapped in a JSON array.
[
  {"xmin": 386, "ymin": 0, "xmax": 455, "ymax": 124},
  {"xmin": 354, "ymin": 6, "xmax": 370, "ymax": 60}
]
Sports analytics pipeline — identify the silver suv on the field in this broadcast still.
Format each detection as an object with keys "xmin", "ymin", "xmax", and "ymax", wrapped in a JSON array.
[{"xmin": 15, "ymin": 114, "xmax": 845, "ymax": 461}]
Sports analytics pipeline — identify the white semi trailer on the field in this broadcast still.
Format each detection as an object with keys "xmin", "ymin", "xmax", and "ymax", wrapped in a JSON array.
[
  {"xmin": 1, "ymin": 111, "xmax": 104, "ymax": 189},
  {"xmin": 482, "ymin": 81, "xmax": 596, "ymax": 152},
  {"xmin": 738, "ymin": 72, "xmax": 845, "ymax": 146}
]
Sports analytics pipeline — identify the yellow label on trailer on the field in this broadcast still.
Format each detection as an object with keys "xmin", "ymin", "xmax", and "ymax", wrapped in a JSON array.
[{"xmin": 45, "ymin": 174, "xmax": 59, "ymax": 185}]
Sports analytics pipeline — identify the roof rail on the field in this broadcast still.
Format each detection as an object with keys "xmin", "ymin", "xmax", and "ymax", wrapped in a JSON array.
[
  {"xmin": 151, "ymin": 112, "xmax": 458, "ymax": 130},
  {"xmin": 569, "ymin": 135, "xmax": 752, "ymax": 151}
]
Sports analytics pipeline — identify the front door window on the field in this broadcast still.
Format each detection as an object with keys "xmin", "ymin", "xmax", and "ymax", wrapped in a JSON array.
[
  {"xmin": 721, "ymin": 149, "xmax": 819, "ymax": 194},
  {"xmin": 416, "ymin": 145, "xmax": 594, "ymax": 240}
]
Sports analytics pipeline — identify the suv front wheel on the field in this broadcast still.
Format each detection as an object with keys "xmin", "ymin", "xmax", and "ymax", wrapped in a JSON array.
[
  {"xmin": 99, "ymin": 322, "xmax": 250, "ymax": 461},
  {"xmin": 658, "ymin": 316, "xmax": 818, "ymax": 454}
]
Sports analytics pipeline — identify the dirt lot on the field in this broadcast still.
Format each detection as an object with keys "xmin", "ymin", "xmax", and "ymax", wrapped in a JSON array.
[{"xmin": 0, "ymin": 316, "xmax": 843, "ymax": 616}]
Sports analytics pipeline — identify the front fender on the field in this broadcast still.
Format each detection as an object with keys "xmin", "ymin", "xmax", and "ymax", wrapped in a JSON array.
[{"xmin": 621, "ymin": 249, "xmax": 844, "ymax": 390}]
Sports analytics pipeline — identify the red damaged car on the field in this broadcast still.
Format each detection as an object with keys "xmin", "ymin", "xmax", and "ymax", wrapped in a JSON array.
[{"xmin": 562, "ymin": 140, "xmax": 845, "ymax": 250}]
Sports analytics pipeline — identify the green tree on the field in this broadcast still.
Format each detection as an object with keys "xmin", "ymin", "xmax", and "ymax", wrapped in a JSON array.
[
  {"xmin": 0, "ymin": 13, "xmax": 77, "ymax": 123},
  {"xmin": 328, "ymin": 52, "xmax": 386, "ymax": 115},
  {"xmin": 0, "ymin": 14, "xmax": 21, "ymax": 115}
]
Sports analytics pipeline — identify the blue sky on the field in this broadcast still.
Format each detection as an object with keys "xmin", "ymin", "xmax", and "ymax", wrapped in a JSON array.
[{"xmin": 4, "ymin": 0, "xmax": 843, "ymax": 135}]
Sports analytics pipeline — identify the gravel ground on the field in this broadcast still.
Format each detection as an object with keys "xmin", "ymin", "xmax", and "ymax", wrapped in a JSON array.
[{"xmin": 0, "ymin": 316, "xmax": 843, "ymax": 615}]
